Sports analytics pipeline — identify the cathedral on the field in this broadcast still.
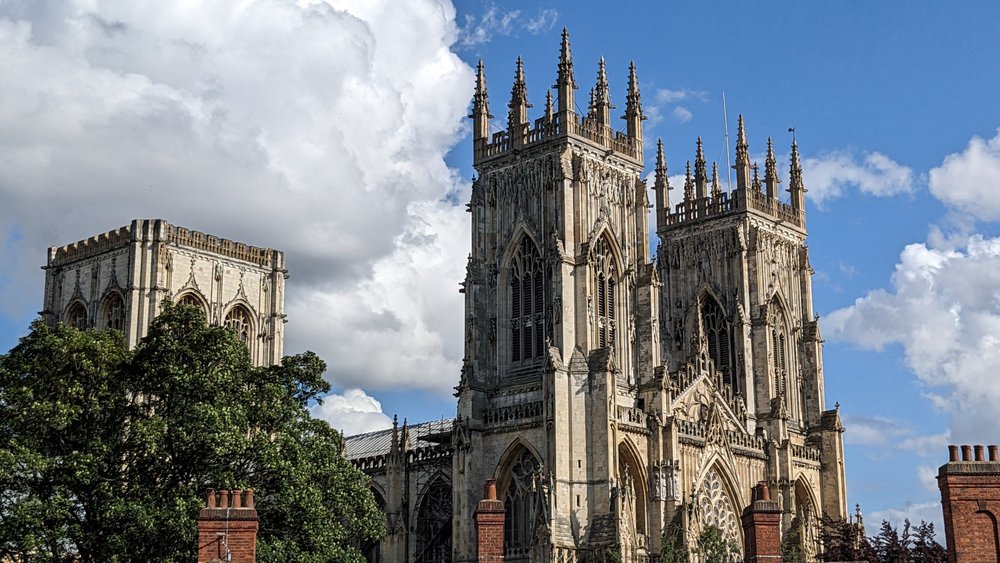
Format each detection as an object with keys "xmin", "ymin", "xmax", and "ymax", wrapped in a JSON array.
[{"xmin": 346, "ymin": 30, "xmax": 848, "ymax": 562}]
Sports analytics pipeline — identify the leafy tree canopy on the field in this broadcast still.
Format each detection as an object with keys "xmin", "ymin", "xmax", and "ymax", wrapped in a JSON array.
[{"xmin": 0, "ymin": 303, "xmax": 384, "ymax": 562}]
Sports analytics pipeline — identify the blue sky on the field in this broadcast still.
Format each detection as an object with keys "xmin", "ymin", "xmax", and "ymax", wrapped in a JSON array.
[{"xmin": 2, "ymin": 0, "xmax": 1000, "ymax": 535}]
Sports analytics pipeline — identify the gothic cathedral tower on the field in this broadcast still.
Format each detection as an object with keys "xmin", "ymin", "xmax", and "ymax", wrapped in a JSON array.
[{"xmin": 453, "ymin": 30, "xmax": 847, "ymax": 562}]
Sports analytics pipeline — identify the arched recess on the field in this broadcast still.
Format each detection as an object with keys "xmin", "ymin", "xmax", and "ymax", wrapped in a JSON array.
[
  {"xmin": 617, "ymin": 440, "xmax": 648, "ymax": 544},
  {"xmin": 692, "ymin": 461, "xmax": 744, "ymax": 556},
  {"xmin": 590, "ymin": 230, "xmax": 623, "ymax": 351},
  {"xmin": 175, "ymin": 290, "xmax": 209, "ymax": 317},
  {"xmin": 503, "ymin": 232, "xmax": 546, "ymax": 372},
  {"xmin": 414, "ymin": 475, "xmax": 452, "ymax": 563},
  {"xmin": 494, "ymin": 441, "xmax": 543, "ymax": 556},
  {"xmin": 699, "ymin": 290, "xmax": 738, "ymax": 394},
  {"xmin": 99, "ymin": 291, "xmax": 126, "ymax": 332},
  {"xmin": 768, "ymin": 294, "xmax": 802, "ymax": 421},
  {"xmin": 793, "ymin": 477, "xmax": 821, "ymax": 559},
  {"xmin": 362, "ymin": 488, "xmax": 386, "ymax": 563},
  {"xmin": 223, "ymin": 304, "xmax": 254, "ymax": 348},
  {"xmin": 64, "ymin": 300, "xmax": 88, "ymax": 330}
]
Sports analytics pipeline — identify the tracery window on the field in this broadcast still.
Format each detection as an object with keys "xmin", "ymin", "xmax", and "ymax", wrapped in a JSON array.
[
  {"xmin": 224, "ymin": 306, "xmax": 253, "ymax": 345},
  {"xmin": 701, "ymin": 296, "xmax": 737, "ymax": 392},
  {"xmin": 617, "ymin": 448, "xmax": 646, "ymax": 545},
  {"xmin": 66, "ymin": 302, "xmax": 88, "ymax": 330},
  {"xmin": 510, "ymin": 237, "xmax": 545, "ymax": 365},
  {"xmin": 592, "ymin": 236, "xmax": 618, "ymax": 349},
  {"xmin": 101, "ymin": 293, "xmax": 125, "ymax": 332},
  {"xmin": 696, "ymin": 468, "xmax": 741, "ymax": 556},
  {"xmin": 769, "ymin": 301, "xmax": 789, "ymax": 399},
  {"xmin": 177, "ymin": 292, "xmax": 207, "ymax": 315},
  {"xmin": 415, "ymin": 477, "xmax": 452, "ymax": 563},
  {"xmin": 503, "ymin": 450, "xmax": 541, "ymax": 556}
]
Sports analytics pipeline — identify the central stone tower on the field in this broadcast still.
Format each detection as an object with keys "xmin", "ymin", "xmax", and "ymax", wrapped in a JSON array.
[{"xmin": 453, "ymin": 30, "xmax": 847, "ymax": 562}]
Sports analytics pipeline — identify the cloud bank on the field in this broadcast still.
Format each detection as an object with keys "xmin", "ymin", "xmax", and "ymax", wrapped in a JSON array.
[{"xmin": 0, "ymin": 0, "xmax": 474, "ymax": 432}]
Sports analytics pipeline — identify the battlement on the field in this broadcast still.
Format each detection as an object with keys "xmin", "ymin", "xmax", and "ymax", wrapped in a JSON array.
[
  {"xmin": 475, "ymin": 107, "xmax": 642, "ymax": 163},
  {"xmin": 47, "ymin": 219, "xmax": 284, "ymax": 269},
  {"xmin": 470, "ymin": 29, "xmax": 645, "ymax": 167},
  {"xmin": 659, "ymin": 185, "xmax": 806, "ymax": 231},
  {"xmin": 653, "ymin": 118, "xmax": 809, "ymax": 234}
]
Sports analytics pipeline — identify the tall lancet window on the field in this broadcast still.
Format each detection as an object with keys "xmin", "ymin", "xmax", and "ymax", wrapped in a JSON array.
[
  {"xmin": 66, "ymin": 302, "xmax": 88, "ymax": 330},
  {"xmin": 101, "ymin": 293, "xmax": 125, "ymax": 332},
  {"xmin": 701, "ymin": 296, "xmax": 738, "ymax": 393},
  {"xmin": 510, "ymin": 237, "xmax": 545, "ymax": 366},
  {"xmin": 593, "ymin": 236, "xmax": 618, "ymax": 349},
  {"xmin": 503, "ymin": 450, "xmax": 541, "ymax": 555},
  {"xmin": 769, "ymin": 298, "xmax": 796, "ymax": 418},
  {"xmin": 225, "ymin": 306, "xmax": 253, "ymax": 347}
]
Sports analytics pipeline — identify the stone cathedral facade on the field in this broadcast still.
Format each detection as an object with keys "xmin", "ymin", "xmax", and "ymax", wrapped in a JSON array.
[{"xmin": 348, "ymin": 30, "xmax": 847, "ymax": 563}]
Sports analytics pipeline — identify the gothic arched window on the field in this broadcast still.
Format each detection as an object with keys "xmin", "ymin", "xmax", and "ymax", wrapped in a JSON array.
[
  {"xmin": 66, "ymin": 302, "xmax": 88, "ymax": 330},
  {"xmin": 177, "ymin": 292, "xmax": 208, "ymax": 316},
  {"xmin": 414, "ymin": 477, "xmax": 452, "ymax": 563},
  {"xmin": 592, "ymin": 236, "xmax": 618, "ymax": 350},
  {"xmin": 101, "ymin": 292, "xmax": 125, "ymax": 332},
  {"xmin": 769, "ymin": 298, "xmax": 802, "ymax": 420},
  {"xmin": 697, "ymin": 467, "xmax": 742, "ymax": 557},
  {"xmin": 224, "ymin": 306, "xmax": 253, "ymax": 345},
  {"xmin": 701, "ymin": 296, "xmax": 738, "ymax": 393},
  {"xmin": 510, "ymin": 237, "xmax": 545, "ymax": 366},
  {"xmin": 503, "ymin": 449, "xmax": 541, "ymax": 555},
  {"xmin": 618, "ymin": 445, "xmax": 647, "ymax": 545}
]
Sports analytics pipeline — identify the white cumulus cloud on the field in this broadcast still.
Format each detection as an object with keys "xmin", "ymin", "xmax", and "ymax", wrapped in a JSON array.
[
  {"xmin": 825, "ymin": 234, "xmax": 1000, "ymax": 441},
  {"xmin": 929, "ymin": 128, "xmax": 1000, "ymax": 221},
  {"xmin": 0, "ymin": 1, "xmax": 473, "ymax": 395},
  {"xmin": 312, "ymin": 388, "xmax": 393, "ymax": 436},
  {"xmin": 802, "ymin": 150, "xmax": 914, "ymax": 204}
]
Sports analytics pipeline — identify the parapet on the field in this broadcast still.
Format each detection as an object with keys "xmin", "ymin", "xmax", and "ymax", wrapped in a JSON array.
[{"xmin": 47, "ymin": 219, "xmax": 284, "ymax": 270}]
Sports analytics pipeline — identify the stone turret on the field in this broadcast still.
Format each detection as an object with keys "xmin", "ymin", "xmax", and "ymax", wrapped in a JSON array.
[
  {"xmin": 694, "ymin": 137, "xmax": 708, "ymax": 199},
  {"xmin": 555, "ymin": 27, "xmax": 576, "ymax": 116},
  {"xmin": 734, "ymin": 114, "xmax": 751, "ymax": 191},
  {"xmin": 654, "ymin": 139, "xmax": 671, "ymax": 212},
  {"xmin": 507, "ymin": 56, "xmax": 530, "ymax": 145},
  {"xmin": 470, "ymin": 60, "xmax": 492, "ymax": 143},
  {"xmin": 593, "ymin": 57, "xmax": 611, "ymax": 127},
  {"xmin": 764, "ymin": 137, "xmax": 779, "ymax": 200},
  {"xmin": 789, "ymin": 140, "xmax": 807, "ymax": 211},
  {"xmin": 624, "ymin": 61, "xmax": 644, "ymax": 140}
]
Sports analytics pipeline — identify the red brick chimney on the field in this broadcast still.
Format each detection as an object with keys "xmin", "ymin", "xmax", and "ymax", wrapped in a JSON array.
[
  {"xmin": 198, "ymin": 488, "xmax": 259, "ymax": 563},
  {"xmin": 741, "ymin": 481, "xmax": 782, "ymax": 562},
  {"xmin": 939, "ymin": 443, "xmax": 1000, "ymax": 563},
  {"xmin": 474, "ymin": 479, "xmax": 505, "ymax": 562}
]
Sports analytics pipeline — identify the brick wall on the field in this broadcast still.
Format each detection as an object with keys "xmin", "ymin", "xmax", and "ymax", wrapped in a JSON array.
[
  {"xmin": 741, "ymin": 481, "xmax": 783, "ymax": 562},
  {"xmin": 474, "ymin": 479, "xmax": 505, "ymax": 562},
  {"xmin": 939, "ymin": 444, "xmax": 1000, "ymax": 563},
  {"xmin": 198, "ymin": 488, "xmax": 259, "ymax": 563}
]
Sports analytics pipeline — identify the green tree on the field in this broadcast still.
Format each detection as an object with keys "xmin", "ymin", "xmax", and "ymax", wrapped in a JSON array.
[
  {"xmin": 0, "ymin": 303, "xmax": 384, "ymax": 562},
  {"xmin": 696, "ymin": 525, "xmax": 740, "ymax": 563},
  {"xmin": 659, "ymin": 517, "xmax": 689, "ymax": 563},
  {"xmin": 781, "ymin": 517, "xmax": 806, "ymax": 562},
  {"xmin": 818, "ymin": 515, "xmax": 877, "ymax": 562},
  {"xmin": 910, "ymin": 520, "xmax": 946, "ymax": 563},
  {"xmin": 873, "ymin": 519, "xmax": 910, "ymax": 563}
]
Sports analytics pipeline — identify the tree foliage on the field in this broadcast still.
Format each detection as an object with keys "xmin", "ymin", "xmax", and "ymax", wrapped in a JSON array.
[
  {"xmin": 0, "ymin": 303, "xmax": 384, "ymax": 562},
  {"xmin": 696, "ymin": 525, "xmax": 741, "ymax": 563},
  {"xmin": 818, "ymin": 515, "xmax": 946, "ymax": 563}
]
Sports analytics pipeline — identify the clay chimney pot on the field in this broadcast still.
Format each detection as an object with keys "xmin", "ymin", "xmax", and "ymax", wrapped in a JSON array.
[
  {"xmin": 961, "ymin": 444, "xmax": 973, "ymax": 461},
  {"xmin": 989, "ymin": 445, "xmax": 998, "ymax": 462},
  {"xmin": 485, "ymin": 479, "xmax": 497, "ymax": 501},
  {"xmin": 219, "ymin": 489, "xmax": 229, "ymax": 509},
  {"xmin": 233, "ymin": 489, "xmax": 242, "ymax": 508},
  {"xmin": 975, "ymin": 445, "xmax": 985, "ymax": 462},
  {"xmin": 949, "ymin": 445, "xmax": 959, "ymax": 462}
]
